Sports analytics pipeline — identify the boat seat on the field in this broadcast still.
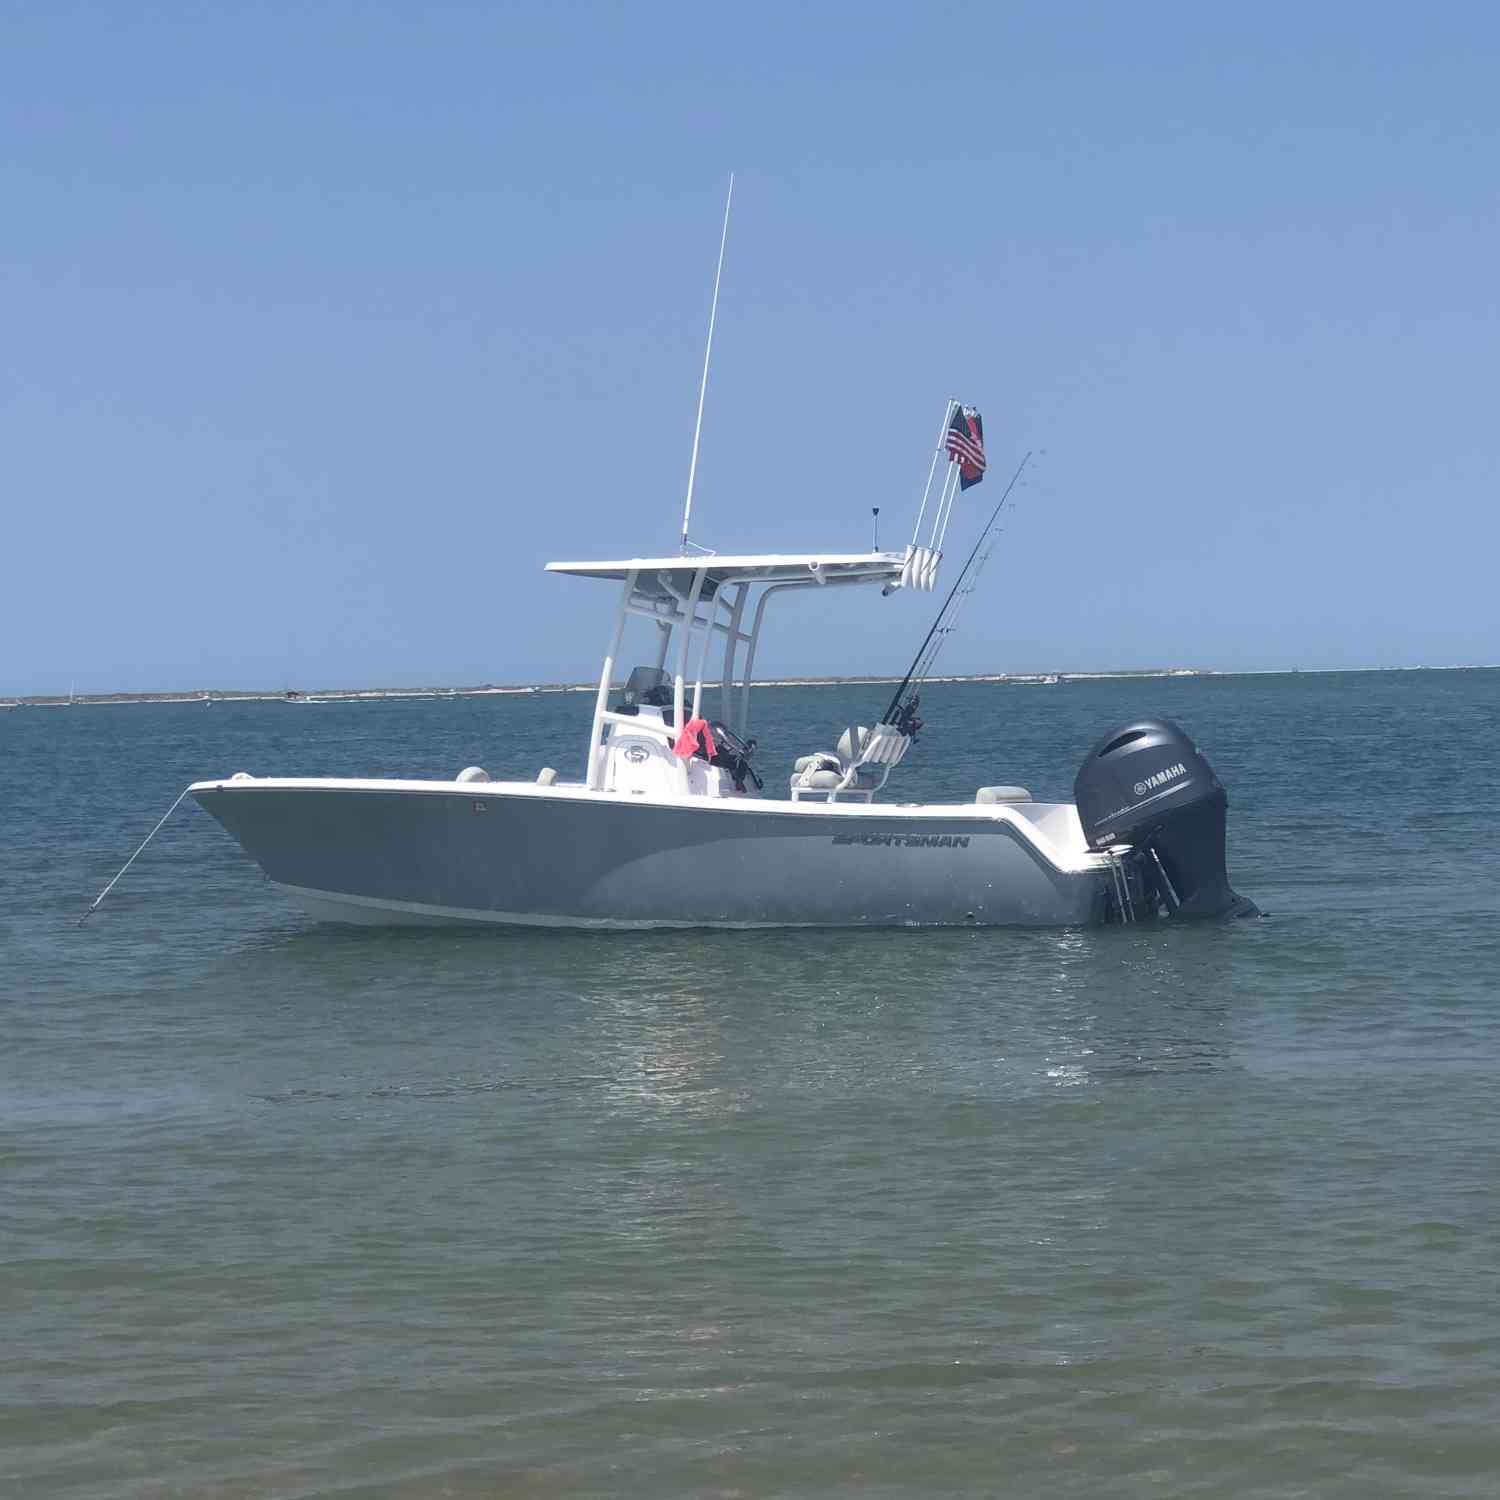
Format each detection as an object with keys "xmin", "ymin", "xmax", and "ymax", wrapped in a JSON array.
[
  {"xmin": 790, "ymin": 724, "xmax": 909, "ymax": 800},
  {"xmin": 790, "ymin": 751, "xmax": 841, "ymax": 790},
  {"xmin": 976, "ymin": 785, "xmax": 1032, "ymax": 803},
  {"xmin": 796, "ymin": 767, "xmax": 843, "ymax": 790},
  {"xmin": 836, "ymin": 725, "xmax": 866, "ymax": 763},
  {"xmin": 793, "ymin": 753, "xmax": 836, "ymax": 775},
  {"xmin": 792, "ymin": 730, "xmax": 870, "ymax": 773}
]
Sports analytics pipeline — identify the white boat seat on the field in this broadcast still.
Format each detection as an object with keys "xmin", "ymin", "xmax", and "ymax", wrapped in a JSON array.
[
  {"xmin": 836, "ymin": 725, "xmax": 868, "ymax": 762},
  {"xmin": 797, "ymin": 768, "xmax": 843, "ymax": 790},
  {"xmin": 793, "ymin": 752, "xmax": 837, "ymax": 775},
  {"xmin": 976, "ymin": 785, "xmax": 1032, "ymax": 803},
  {"xmin": 790, "ymin": 751, "xmax": 840, "ymax": 790},
  {"xmin": 791, "ymin": 723, "xmax": 913, "ymax": 800}
]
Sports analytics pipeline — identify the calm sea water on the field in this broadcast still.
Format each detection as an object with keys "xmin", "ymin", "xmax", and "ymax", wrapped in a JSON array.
[{"xmin": 5, "ymin": 670, "xmax": 1500, "ymax": 1498}]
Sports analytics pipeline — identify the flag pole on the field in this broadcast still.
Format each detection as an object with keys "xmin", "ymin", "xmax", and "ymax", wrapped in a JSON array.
[{"xmin": 679, "ymin": 173, "xmax": 734, "ymax": 554}]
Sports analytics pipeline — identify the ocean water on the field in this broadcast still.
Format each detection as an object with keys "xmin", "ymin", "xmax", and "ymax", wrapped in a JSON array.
[{"xmin": 4, "ymin": 670, "xmax": 1500, "ymax": 1498}]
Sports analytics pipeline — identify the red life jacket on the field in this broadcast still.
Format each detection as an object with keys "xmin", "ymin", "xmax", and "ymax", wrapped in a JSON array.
[{"xmin": 672, "ymin": 717, "xmax": 717, "ymax": 760}]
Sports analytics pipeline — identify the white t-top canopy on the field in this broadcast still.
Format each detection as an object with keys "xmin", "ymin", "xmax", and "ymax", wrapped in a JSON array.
[{"xmin": 546, "ymin": 551, "xmax": 906, "ymax": 598}]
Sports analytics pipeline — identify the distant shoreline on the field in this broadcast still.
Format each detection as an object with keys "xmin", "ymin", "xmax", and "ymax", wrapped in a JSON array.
[{"xmin": 3, "ymin": 663, "xmax": 1495, "ymax": 708}]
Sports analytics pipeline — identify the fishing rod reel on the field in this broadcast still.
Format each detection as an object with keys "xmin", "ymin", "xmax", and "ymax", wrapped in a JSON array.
[{"xmin": 886, "ymin": 694, "xmax": 923, "ymax": 741}]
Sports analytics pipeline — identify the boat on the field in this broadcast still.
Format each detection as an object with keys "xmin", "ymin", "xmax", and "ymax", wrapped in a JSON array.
[
  {"xmin": 191, "ymin": 488, "xmax": 1255, "ymax": 929},
  {"xmin": 188, "ymin": 185, "xmax": 1253, "ymax": 930}
]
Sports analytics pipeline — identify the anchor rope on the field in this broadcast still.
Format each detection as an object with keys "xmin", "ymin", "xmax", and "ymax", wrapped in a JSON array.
[{"xmin": 78, "ymin": 785, "xmax": 192, "ymax": 925}]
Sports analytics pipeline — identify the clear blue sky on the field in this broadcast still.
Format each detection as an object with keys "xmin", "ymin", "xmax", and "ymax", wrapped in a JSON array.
[{"xmin": 4, "ymin": 2, "xmax": 1497, "ymax": 694}]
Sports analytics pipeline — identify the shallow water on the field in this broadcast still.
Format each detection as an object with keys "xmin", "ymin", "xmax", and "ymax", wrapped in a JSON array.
[{"xmin": 4, "ymin": 672, "xmax": 1500, "ymax": 1497}]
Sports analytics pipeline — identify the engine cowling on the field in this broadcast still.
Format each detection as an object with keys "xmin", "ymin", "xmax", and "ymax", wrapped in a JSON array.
[{"xmin": 1074, "ymin": 718, "xmax": 1257, "ymax": 920}]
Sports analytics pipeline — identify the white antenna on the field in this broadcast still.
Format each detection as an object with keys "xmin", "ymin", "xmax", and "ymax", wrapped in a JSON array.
[{"xmin": 679, "ymin": 173, "xmax": 734, "ymax": 554}]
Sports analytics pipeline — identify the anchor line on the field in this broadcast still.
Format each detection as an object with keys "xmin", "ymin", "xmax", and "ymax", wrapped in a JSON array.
[
  {"xmin": 78, "ymin": 785, "xmax": 192, "ymax": 925},
  {"xmin": 881, "ymin": 450, "xmax": 1032, "ymax": 726}
]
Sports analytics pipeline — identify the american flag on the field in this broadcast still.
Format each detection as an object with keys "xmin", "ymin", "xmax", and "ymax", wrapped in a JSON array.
[{"xmin": 944, "ymin": 405, "xmax": 986, "ymax": 490}]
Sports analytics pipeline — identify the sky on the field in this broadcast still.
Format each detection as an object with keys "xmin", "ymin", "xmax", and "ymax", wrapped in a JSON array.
[{"xmin": 3, "ymin": 2, "xmax": 1498, "ymax": 695}]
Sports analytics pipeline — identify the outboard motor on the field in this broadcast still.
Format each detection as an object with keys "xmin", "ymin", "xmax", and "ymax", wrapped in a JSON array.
[{"xmin": 1074, "ymin": 718, "xmax": 1257, "ymax": 921}]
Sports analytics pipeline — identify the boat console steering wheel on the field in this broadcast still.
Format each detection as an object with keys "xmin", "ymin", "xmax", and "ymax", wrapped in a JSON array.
[{"xmin": 708, "ymin": 721, "xmax": 763, "ymax": 792}]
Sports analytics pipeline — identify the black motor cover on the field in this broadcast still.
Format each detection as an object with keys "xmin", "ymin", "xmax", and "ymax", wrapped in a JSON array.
[{"xmin": 1074, "ymin": 718, "xmax": 1256, "ymax": 919}]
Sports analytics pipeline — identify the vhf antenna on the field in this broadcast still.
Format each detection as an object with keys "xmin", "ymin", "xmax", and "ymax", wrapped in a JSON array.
[{"xmin": 679, "ymin": 173, "xmax": 734, "ymax": 555}]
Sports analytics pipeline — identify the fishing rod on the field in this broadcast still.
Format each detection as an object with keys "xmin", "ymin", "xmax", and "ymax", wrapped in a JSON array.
[{"xmin": 881, "ymin": 449, "xmax": 1033, "ymax": 730}]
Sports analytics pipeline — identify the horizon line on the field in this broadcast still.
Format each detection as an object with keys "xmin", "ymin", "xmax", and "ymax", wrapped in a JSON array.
[{"xmin": 5, "ymin": 662, "xmax": 1498, "ymax": 707}]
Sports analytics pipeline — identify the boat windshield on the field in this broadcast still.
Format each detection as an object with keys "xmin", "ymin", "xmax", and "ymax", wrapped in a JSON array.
[{"xmin": 619, "ymin": 666, "xmax": 673, "ymax": 709}]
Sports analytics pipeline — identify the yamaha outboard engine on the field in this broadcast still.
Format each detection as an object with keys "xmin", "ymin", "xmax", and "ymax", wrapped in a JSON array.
[{"xmin": 1074, "ymin": 718, "xmax": 1257, "ymax": 921}]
